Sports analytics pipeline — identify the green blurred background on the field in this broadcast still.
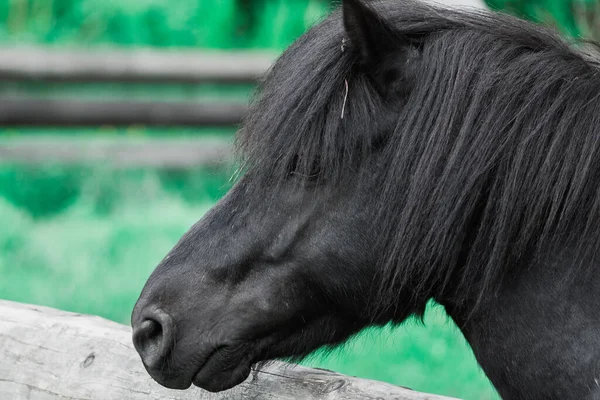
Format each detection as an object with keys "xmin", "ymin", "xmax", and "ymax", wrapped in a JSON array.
[{"xmin": 0, "ymin": 0, "xmax": 597, "ymax": 399}]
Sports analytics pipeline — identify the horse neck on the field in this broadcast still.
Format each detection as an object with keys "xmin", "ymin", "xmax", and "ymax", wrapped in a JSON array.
[{"xmin": 442, "ymin": 247, "xmax": 600, "ymax": 400}]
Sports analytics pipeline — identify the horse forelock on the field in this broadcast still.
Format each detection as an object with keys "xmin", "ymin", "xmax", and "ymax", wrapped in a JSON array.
[{"xmin": 236, "ymin": 0, "xmax": 600, "ymax": 320}]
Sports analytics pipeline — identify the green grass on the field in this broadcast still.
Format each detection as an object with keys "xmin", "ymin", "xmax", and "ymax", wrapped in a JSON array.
[
  {"xmin": 0, "ymin": 161, "xmax": 498, "ymax": 400},
  {"xmin": 307, "ymin": 307, "xmax": 497, "ymax": 399}
]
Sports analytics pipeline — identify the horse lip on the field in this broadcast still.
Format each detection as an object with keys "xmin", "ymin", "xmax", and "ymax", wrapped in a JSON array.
[
  {"xmin": 191, "ymin": 327, "xmax": 277, "ymax": 384},
  {"xmin": 191, "ymin": 344, "xmax": 253, "ymax": 392},
  {"xmin": 192, "ymin": 346, "xmax": 223, "ymax": 381}
]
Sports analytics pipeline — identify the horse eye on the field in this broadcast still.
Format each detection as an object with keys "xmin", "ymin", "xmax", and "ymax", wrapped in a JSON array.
[{"xmin": 287, "ymin": 155, "xmax": 322, "ymax": 181}]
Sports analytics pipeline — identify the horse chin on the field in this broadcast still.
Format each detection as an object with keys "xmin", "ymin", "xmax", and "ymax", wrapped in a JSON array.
[
  {"xmin": 190, "ymin": 345, "xmax": 254, "ymax": 393},
  {"xmin": 189, "ymin": 318, "xmax": 346, "ymax": 393}
]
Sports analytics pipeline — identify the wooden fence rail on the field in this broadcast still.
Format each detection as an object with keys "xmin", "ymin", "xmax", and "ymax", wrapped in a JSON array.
[
  {"xmin": 0, "ymin": 47, "xmax": 275, "ymax": 84},
  {"xmin": 0, "ymin": 97, "xmax": 249, "ymax": 127},
  {"xmin": 0, "ymin": 137, "xmax": 233, "ymax": 167},
  {"xmin": 0, "ymin": 300, "xmax": 459, "ymax": 400}
]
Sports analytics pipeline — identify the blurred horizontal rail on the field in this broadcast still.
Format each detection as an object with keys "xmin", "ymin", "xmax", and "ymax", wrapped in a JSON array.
[
  {"xmin": 0, "ymin": 97, "xmax": 248, "ymax": 127},
  {"xmin": 0, "ymin": 47, "xmax": 275, "ymax": 84},
  {"xmin": 0, "ymin": 137, "xmax": 233, "ymax": 167}
]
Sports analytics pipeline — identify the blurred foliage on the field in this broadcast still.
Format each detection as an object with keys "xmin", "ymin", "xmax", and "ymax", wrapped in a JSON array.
[
  {"xmin": 0, "ymin": 0, "xmax": 331, "ymax": 49},
  {"xmin": 0, "ymin": 0, "xmax": 598, "ymax": 49},
  {"xmin": 0, "ymin": 163, "xmax": 231, "ymax": 218},
  {"xmin": 485, "ymin": 0, "xmax": 600, "ymax": 42}
]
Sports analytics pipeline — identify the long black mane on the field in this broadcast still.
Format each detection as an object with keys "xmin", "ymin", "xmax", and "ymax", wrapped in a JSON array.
[{"xmin": 237, "ymin": 0, "xmax": 600, "ymax": 318}]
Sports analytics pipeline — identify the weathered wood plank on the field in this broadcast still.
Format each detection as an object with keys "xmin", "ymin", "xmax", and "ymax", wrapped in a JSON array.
[
  {"xmin": 0, "ymin": 47, "xmax": 274, "ymax": 84},
  {"xmin": 0, "ymin": 300, "xmax": 460, "ymax": 400}
]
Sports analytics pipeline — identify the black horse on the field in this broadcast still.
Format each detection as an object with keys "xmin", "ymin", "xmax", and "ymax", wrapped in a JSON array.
[{"xmin": 131, "ymin": 0, "xmax": 600, "ymax": 398}]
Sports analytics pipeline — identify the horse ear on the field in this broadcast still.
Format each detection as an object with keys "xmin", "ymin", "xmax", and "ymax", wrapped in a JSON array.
[{"xmin": 343, "ymin": 0, "xmax": 413, "ymax": 89}]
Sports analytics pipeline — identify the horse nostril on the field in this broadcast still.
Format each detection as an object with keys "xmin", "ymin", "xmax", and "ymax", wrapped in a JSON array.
[
  {"xmin": 135, "ymin": 319, "xmax": 163, "ymax": 352},
  {"xmin": 132, "ymin": 309, "xmax": 175, "ymax": 370}
]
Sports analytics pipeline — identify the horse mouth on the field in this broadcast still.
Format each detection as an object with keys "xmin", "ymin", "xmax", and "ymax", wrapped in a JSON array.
[{"xmin": 191, "ymin": 345, "xmax": 254, "ymax": 393}]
